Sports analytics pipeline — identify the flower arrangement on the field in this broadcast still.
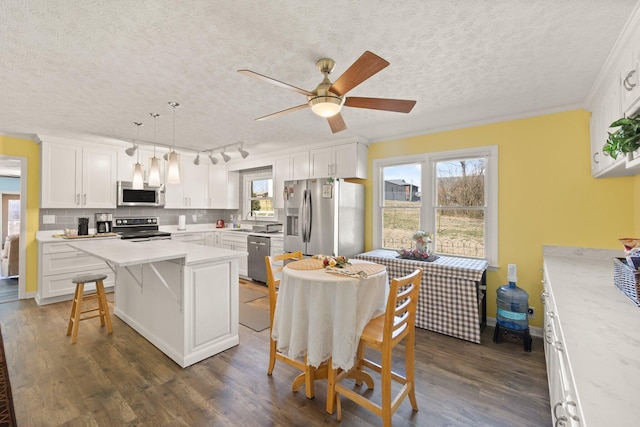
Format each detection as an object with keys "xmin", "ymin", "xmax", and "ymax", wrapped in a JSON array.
[
  {"xmin": 313, "ymin": 254, "xmax": 351, "ymax": 268},
  {"xmin": 412, "ymin": 230, "xmax": 432, "ymax": 245},
  {"xmin": 397, "ymin": 248, "xmax": 433, "ymax": 260}
]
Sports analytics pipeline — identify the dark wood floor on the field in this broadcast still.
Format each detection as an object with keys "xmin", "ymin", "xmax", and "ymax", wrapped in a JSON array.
[
  {"xmin": 0, "ymin": 277, "xmax": 18, "ymax": 304},
  {"xmin": 0, "ymin": 280, "xmax": 551, "ymax": 426}
]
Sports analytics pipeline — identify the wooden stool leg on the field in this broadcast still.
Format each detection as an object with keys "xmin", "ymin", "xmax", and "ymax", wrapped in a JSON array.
[
  {"xmin": 66, "ymin": 284, "xmax": 81, "ymax": 336},
  {"xmin": 69, "ymin": 282, "xmax": 84, "ymax": 344},
  {"xmin": 96, "ymin": 280, "xmax": 113, "ymax": 334}
]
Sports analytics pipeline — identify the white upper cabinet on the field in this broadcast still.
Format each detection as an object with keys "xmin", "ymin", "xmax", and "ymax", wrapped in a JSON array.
[
  {"xmin": 164, "ymin": 154, "xmax": 210, "ymax": 209},
  {"xmin": 208, "ymin": 165, "xmax": 239, "ymax": 209},
  {"xmin": 291, "ymin": 151, "xmax": 310, "ymax": 181},
  {"xmin": 273, "ymin": 155, "xmax": 292, "ymax": 209},
  {"xmin": 41, "ymin": 138, "xmax": 117, "ymax": 208},
  {"xmin": 309, "ymin": 142, "xmax": 367, "ymax": 179}
]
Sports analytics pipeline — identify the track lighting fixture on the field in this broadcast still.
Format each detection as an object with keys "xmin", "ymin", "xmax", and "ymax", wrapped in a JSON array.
[
  {"xmin": 221, "ymin": 149, "xmax": 231, "ymax": 163},
  {"xmin": 237, "ymin": 143, "xmax": 250, "ymax": 159},
  {"xmin": 125, "ymin": 142, "xmax": 138, "ymax": 157},
  {"xmin": 208, "ymin": 152, "xmax": 218, "ymax": 165},
  {"xmin": 193, "ymin": 152, "xmax": 201, "ymax": 165}
]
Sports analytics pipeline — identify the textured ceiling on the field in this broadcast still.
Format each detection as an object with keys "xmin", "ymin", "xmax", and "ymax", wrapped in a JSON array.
[{"xmin": 0, "ymin": 0, "xmax": 637, "ymax": 159}]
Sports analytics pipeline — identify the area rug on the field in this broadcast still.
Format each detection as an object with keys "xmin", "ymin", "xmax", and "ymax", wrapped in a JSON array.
[
  {"xmin": 239, "ymin": 303, "xmax": 270, "ymax": 332},
  {"xmin": 0, "ymin": 325, "xmax": 17, "ymax": 427},
  {"xmin": 239, "ymin": 287, "xmax": 266, "ymax": 303}
]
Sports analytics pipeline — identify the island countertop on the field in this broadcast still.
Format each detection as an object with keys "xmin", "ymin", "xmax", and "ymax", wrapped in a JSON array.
[{"xmin": 69, "ymin": 238, "xmax": 246, "ymax": 267}]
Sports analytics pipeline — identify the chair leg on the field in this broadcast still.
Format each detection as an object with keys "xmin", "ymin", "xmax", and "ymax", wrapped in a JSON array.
[
  {"xmin": 66, "ymin": 284, "xmax": 81, "ymax": 336},
  {"xmin": 406, "ymin": 333, "xmax": 418, "ymax": 411},
  {"xmin": 96, "ymin": 280, "xmax": 113, "ymax": 334},
  {"xmin": 381, "ymin": 347, "xmax": 393, "ymax": 427},
  {"xmin": 268, "ymin": 338, "xmax": 276, "ymax": 375},
  {"xmin": 69, "ymin": 283, "xmax": 84, "ymax": 344}
]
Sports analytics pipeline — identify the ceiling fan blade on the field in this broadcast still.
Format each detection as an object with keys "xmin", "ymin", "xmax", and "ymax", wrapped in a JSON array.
[
  {"xmin": 238, "ymin": 69, "xmax": 314, "ymax": 96},
  {"xmin": 344, "ymin": 97, "xmax": 416, "ymax": 113},
  {"xmin": 255, "ymin": 104, "xmax": 309, "ymax": 121},
  {"xmin": 327, "ymin": 113, "xmax": 347, "ymax": 133},
  {"xmin": 329, "ymin": 51, "xmax": 390, "ymax": 96}
]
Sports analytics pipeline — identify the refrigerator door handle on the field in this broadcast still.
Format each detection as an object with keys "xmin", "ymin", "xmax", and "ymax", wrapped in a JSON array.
[
  {"xmin": 301, "ymin": 189, "xmax": 308, "ymax": 243},
  {"xmin": 305, "ymin": 189, "xmax": 312, "ymax": 243}
]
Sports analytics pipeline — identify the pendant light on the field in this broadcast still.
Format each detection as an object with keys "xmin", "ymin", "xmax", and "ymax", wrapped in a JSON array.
[
  {"xmin": 167, "ymin": 101, "xmax": 181, "ymax": 184},
  {"xmin": 132, "ymin": 122, "xmax": 144, "ymax": 189},
  {"xmin": 148, "ymin": 112, "xmax": 161, "ymax": 187}
]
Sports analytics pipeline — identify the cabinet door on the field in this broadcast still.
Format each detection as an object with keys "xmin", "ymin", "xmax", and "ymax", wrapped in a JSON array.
[
  {"xmin": 273, "ymin": 156, "xmax": 291, "ymax": 209},
  {"xmin": 41, "ymin": 142, "xmax": 82, "ymax": 208},
  {"xmin": 183, "ymin": 160, "xmax": 209, "ymax": 208},
  {"xmin": 82, "ymin": 146, "xmax": 117, "ymax": 208},
  {"xmin": 309, "ymin": 147, "xmax": 332, "ymax": 179},
  {"xmin": 291, "ymin": 151, "xmax": 310, "ymax": 180}
]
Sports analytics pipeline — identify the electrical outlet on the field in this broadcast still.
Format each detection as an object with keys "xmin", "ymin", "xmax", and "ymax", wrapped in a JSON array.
[
  {"xmin": 43, "ymin": 215, "xmax": 55, "ymax": 224},
  {"xmin": 527, "ymin": 307, "xmax": 535, "ymax": 319}
]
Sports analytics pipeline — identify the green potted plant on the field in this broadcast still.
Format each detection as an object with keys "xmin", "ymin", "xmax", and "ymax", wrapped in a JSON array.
[{"xmin": 603, "ymin": 116, "xmax": 640, "ymax": 159}]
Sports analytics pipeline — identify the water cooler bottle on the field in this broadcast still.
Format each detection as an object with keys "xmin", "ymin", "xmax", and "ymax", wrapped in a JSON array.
[{"xmin": 492, "ymin": 264, "xmax": 532, "ymax": 352}]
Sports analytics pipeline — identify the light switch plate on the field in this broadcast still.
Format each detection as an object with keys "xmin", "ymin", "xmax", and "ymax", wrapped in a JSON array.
[{"xmin": 43, "ymin": 215, "xmax": 55, "ymax": 224}]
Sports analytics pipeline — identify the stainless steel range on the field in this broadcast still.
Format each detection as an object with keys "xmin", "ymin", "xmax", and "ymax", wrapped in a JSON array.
[{"xmin": 113, "ymin": 217, "xmax": 172, "ymax": 241}]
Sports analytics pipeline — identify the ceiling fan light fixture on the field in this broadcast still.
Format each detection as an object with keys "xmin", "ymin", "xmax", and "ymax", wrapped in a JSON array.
[{"xmin": 308, "ymin": 95, "xmax": 343, "ymax": 117}]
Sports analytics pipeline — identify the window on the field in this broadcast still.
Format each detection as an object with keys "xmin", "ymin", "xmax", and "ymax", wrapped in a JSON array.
[
  {"xmin": 373, "ymin": 146, "xmax": 497, "ymax": 265},
  {"xmin": 243, "ymin": 171, "xmax": 274, "ymax": 219}
]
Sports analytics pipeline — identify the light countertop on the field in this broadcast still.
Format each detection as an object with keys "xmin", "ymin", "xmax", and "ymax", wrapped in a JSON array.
[
  {"xmin": 543, "ymin": 245, "xmax": 638, "ymax": 426},
  {"xmin": 69, "ymin": 239, "xmax": 246, "ymax": 267}
]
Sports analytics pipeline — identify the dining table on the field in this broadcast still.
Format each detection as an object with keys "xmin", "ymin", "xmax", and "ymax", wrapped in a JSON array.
[{"xmin": 271, "ymin": 258, "xmax": 388, "ymax": 413}]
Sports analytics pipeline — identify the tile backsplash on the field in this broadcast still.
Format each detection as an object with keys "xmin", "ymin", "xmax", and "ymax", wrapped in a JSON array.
[{"xmin": 39, "ymin": 207, "xmax": 233, "ymax": 231}]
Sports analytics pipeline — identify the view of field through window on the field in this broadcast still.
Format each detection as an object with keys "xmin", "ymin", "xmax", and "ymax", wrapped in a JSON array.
[
  {"xmin": 250, "ymin": 178, "xmax": 274, "ymax": 217},
  {"xmin": 382, "ymin": 158, "xmax": 485, "ymax": 258}
]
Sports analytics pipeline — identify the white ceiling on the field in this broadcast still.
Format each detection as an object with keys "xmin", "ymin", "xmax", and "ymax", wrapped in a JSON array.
[{"xmin": 0, "ymin": 1, "xmax": 637, "ymax": 159}]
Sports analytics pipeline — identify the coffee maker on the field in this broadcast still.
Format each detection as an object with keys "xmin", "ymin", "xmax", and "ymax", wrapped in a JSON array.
[
  {"xmin": 78, "ymin": 217, "xmax": 89, "ymax": 236},
  {"xmin": 95, "ymin": 213, "xmax": 113, "ymax": 234}
]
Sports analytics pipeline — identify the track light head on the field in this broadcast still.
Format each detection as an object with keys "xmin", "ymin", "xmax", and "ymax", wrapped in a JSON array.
[
  {"xmin": 221, "ymin": 150, "xmax": 231, "ymax": 163},
  {"xmin": 193, "ymin": 152, "xmax": 200, "ymax": 165},
  {"xmin": 237, "ymin": 144, "xmax": 249, "ymax": 159},
  {"xmin": 208, "ymin": 152, "xmax": 219, "ymax": 165},
  {"xmin": 125, "ymin": 144, "xmax": 138, "ymax": 157}
]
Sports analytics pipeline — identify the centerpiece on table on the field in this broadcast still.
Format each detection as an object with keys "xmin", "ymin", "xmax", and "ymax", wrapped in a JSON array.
[
  {"xmin": 396, "ymin": 230, "xmax": 438, "ymax": 261},
  {"xmin": 312, "ymin": 254, "xmax": 351, "ymax": 268}
]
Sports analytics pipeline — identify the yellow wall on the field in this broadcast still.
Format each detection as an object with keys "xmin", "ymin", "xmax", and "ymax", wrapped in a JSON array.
[
  {"xmin": 0, "ymin": 135, "xmax": 40, "ymax": 295},
  {"xmin": 366, "ymin": 110, "xmax": 634, "ymax": 327}
]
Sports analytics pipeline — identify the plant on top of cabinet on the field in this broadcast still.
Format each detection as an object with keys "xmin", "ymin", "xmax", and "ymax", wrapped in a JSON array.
[{"xmin": 603, "ymin": 116, "xmax": 640, "ymax": 159}]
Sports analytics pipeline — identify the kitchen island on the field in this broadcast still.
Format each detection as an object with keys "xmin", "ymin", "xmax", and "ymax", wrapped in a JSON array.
[{"xmin": 70, "ymin": 238, "xmax": 247, "ymax": 368}]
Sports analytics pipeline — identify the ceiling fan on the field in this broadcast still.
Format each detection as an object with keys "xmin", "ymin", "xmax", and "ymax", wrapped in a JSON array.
[{"xmin": 238, "ymin": 51, "xmax": 416, "ymax": 133}]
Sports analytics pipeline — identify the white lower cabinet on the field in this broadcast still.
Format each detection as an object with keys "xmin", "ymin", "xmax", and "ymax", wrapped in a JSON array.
[
  {"xmin": 205, "ymin": 231, "xmax": 222, "ymax": 247},
  {"xmin": 220, "ymin": 233, "xmax": 248, "ymax": 277},
  {"xmin": 542, "ymin": 272, "xmax": 582, "ymax": 426},
  {"xmin": 37, "ymin": 240, "xmax": 114, "ymax": 305},
  {"xmin": 171, "ymin": 232, "xmax": 205, "ymax": 245}
]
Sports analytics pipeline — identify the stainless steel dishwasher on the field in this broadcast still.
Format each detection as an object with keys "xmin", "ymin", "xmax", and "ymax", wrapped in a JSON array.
[{"xmin": 247, "ymin": 235, "xmax": 270, "ymax": 283}]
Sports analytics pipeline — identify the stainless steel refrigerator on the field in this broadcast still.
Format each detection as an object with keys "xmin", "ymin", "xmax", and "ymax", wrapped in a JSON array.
[{"xmin": 284, "ymin": 178, "xmax": 364, "ymax": 257}]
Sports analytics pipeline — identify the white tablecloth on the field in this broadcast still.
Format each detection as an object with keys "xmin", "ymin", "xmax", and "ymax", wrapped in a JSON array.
[{"xmin": 271, "ymin": 260, "xmax": 388, "ymax": 371}]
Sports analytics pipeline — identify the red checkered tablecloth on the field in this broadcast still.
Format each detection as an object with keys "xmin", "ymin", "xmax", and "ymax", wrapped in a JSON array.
[{"xmin": 355, "ymin": 250, "xmax": 488, "ymax": 344}]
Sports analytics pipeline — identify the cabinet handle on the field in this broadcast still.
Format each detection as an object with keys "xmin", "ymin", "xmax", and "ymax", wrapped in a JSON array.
[
  {"xmin": 554, "ymin": 415, "xmax": 568, "ymax": 427},
  {"xmin": 593, "ymin": 151, "xmax": 599, "ymax": 164},
  {"xmin": 83, "ymin": 194, "xmax": 87, "ymax": 205},
  {"xmin": 76, "ymin": 194, "xmax": 80, "ymax": 205},
  {"xmin": 564, "ymin": 400, "xmax": 580, "ymax": 422},
  {"xmin": 540, "ymin": 291, "xmax": 548, "ymax": 304},
  {"xmin": 624, "ymin": 69, "xmax": 637, "ymax": 91}
]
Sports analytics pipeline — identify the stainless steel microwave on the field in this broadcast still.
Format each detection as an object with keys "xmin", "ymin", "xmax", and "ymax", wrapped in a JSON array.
[{"xmin": 117, "ymin": 181, "xmax": 165, "ymax": 207}]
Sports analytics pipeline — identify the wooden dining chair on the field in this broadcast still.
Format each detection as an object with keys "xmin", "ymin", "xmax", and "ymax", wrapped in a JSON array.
[
  {"xmin": 334, "ymin": 268, "xmax": 423, "ymax": 427},
  {"xmin": 264, "ymin": 251, "xmax": 317, "ymax": 398}
]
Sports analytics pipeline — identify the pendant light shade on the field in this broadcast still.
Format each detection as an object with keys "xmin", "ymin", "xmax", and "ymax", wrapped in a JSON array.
[
  {"xmin": 148, "ymin": 112, "xmax": 161, "ymax": 187},
  {"xmin": 167, "ymin": 101, "xmax": 181, "ymax": 184},
  {"xmin": 167, "ymin": 151, "xmax": 180, "ymax": 184},
  {"xmin": 131, "ymin": 122, "xmax": 144, "ymax": 189}
]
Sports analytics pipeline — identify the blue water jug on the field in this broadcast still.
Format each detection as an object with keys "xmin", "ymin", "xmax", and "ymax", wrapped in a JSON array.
[{"xmin": 496, "ymin": 281, "xmax": 529, "ymax": 331}]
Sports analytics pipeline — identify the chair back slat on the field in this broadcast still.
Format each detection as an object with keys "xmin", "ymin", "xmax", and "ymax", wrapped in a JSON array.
[
  {"xmin": 384, "ymin": 269, "xmax": 422, "ymax": 342},
  {"xmin": 265, "ymin": 252, "xmax": 303, "ymax": 327}
]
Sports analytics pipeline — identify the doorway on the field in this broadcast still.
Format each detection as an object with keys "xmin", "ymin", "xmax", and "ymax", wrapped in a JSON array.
[{"xmin": 0, "ymin": 157, "xmax": 24, "ymax": 303}]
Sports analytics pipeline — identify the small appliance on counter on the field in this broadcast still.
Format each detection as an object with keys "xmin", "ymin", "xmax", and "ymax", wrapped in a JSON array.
[
  {"xmin": 95, "ymin": 213, "xmax": 113, "ymax": 234},
  {"xmin": 252, "ymin": 223, "xmax": 283, "ymax": 233},
  {"xmin": 78, "ymin": 217, "xmax": 89, "ymax": 236},
  {"xmin": 216, "ymin": 219, "xmax": 225, "ymax": 228}
]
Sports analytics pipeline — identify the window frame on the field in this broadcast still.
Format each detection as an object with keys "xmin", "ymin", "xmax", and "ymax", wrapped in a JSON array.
[
  {"xmin": 242, "ymin": 170, "xmax": 275, "ymax": 221},
  {"xmin": 373, "ymin": 145, "xmax": 498, "ymax": 266}
]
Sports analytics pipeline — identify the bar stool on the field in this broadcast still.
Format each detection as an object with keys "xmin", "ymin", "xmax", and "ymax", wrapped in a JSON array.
[{"xmin": 66, "ymin": 273, "xmax": 113, "ymax": 344}]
